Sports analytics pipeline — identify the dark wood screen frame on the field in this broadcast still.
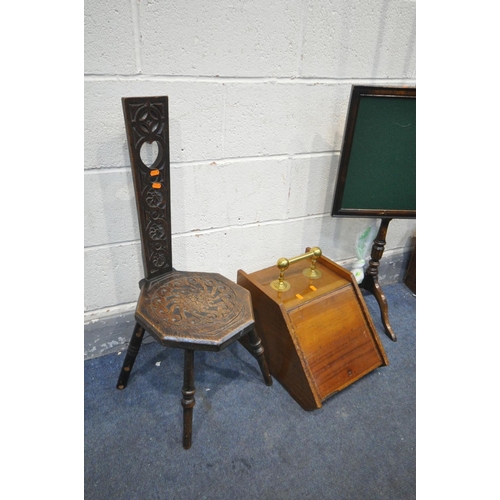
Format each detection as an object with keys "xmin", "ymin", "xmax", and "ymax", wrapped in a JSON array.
[{"xmin": 331, "ymin": 85, "xmax": 416, "ymax": 219}]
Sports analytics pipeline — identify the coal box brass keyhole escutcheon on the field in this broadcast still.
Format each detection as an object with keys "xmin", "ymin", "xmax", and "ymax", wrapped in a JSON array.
[{"xmin": 270, "ymin": 247, "xmax": 322, "ymax": 291}]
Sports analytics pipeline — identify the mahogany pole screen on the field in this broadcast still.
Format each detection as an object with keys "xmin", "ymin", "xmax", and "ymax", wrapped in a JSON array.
[{"xmin": 331, "ymin": 86, "xmax": 416, "ymax": 219}]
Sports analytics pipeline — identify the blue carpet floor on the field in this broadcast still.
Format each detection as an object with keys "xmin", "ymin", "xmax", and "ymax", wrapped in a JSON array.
[{"xmin": 84, "ymin": 282, "xmax": 416, "ymax": 500}]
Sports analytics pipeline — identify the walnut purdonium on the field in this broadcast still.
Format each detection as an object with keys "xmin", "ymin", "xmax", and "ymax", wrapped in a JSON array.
[{"xmin": 237, "ymin": 249, "xmax": 388, "ymax": 411}]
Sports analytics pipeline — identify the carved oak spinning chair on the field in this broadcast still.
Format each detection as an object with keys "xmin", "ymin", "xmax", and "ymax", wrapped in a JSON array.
[{"xmin": 117, "ymin": 96, "xmax": 272, "ymax": 450}]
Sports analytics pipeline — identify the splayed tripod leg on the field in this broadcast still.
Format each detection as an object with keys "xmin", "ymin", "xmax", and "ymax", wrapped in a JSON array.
[
  {"xmin": 247, "ymin": 328, "xmax": 273, "ymax": 386},
  {"xmin": 116, "ymin": 323, "xmax": 146, "ymax": 389}
]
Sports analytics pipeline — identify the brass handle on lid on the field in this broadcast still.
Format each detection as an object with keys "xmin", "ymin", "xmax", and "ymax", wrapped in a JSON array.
[{"xmin": 270, "ymin": 247, "xmax": 322, "ymax": 291}]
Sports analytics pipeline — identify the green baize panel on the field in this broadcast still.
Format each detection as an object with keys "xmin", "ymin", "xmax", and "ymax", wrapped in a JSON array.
[{"xmin": 341, "ymin": 96, "xmax": 416, "ymax": 211}]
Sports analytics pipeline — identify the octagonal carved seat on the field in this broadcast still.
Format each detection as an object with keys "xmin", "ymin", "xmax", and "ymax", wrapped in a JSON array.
[
  {"xmin": 136, "ymin": 271, "xmax": 255, "ymax": 351},
  {"xmin": 116, "ymin": 96, "xmax": 272, "ymax": 450}
]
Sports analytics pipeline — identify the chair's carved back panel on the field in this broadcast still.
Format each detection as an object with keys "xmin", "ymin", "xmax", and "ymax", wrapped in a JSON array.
[{"xmin": 122, "ymin": 96, "xmax": 172, "ymax": 280}]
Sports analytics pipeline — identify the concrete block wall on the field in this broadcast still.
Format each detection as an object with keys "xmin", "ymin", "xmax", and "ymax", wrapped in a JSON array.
[{"xmin": 84, "ymin": 0, "xmax": 416, "ymax": 358}]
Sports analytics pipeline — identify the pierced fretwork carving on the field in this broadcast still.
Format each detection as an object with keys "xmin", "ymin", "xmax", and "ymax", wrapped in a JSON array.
[{"xmin": 122, "ymin": 96, "xmax": 172, "ymax": 280}]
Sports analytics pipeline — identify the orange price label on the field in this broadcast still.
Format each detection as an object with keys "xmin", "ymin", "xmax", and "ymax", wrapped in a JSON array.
[
  {"xmin": 295, "ymin": 294, "xmax": 303, "ymax": 300},
  {"xmin": 152, "ymin": 182, "xmax": 162, "ymax": 189},
  {"xmin": 150, "ymin": 169, "xmax": 160, "ymax": 176}
]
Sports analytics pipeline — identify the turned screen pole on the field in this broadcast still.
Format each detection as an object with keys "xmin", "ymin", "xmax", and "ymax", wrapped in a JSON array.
[{"xmin": 360, "ymin": 218, "xmax": 396, "ymax": 341}]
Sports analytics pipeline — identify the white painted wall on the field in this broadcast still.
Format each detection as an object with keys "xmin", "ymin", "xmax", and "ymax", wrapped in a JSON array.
[{"xmin": 84, "ymin": 0, "xmax": 416, "ymax": 322}]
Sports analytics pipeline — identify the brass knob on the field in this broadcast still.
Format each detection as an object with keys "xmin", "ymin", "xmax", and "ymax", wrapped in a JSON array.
[{"xmin": 270, "ymin": 247, "xmax": 322, "ymax": 291}]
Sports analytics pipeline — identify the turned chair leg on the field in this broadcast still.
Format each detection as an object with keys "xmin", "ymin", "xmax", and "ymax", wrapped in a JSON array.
[
  {"xmin": 247, "ymin": 328, "xmax": 273, "ymax": 386},
  {"xmin": 116, "ymin": 323, "xmax": 145, "ymax": 390},
  {"xmin": 181, "ymin": 349, "xmax": 196, "ymax": 450}
]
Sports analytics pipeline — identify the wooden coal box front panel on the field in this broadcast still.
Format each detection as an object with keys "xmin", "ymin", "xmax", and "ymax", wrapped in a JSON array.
[{"xmin": 288, "ymin": 284, "xmax": 386, "ymax": 401}]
